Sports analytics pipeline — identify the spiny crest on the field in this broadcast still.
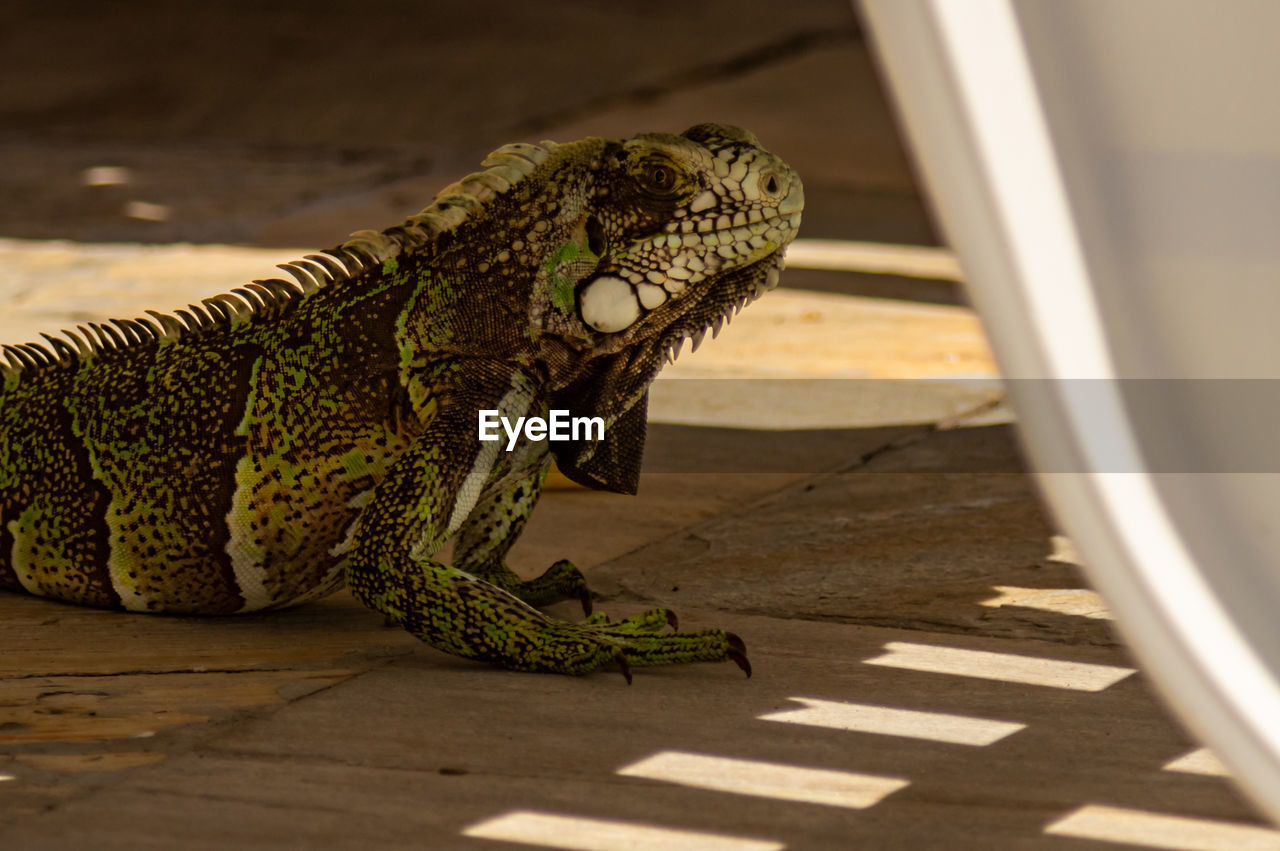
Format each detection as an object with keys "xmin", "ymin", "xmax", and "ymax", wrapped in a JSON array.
[
  {"xmin": 0, "ymin": 246, "xmax": 372, "ymax": 378},
  {"xmin": 341, "ymin": 140, "xmax": 554, "ymax": 263},
  {"xmin": 1, "ymin": 139, "xmax": 556, "ymax": 381}
]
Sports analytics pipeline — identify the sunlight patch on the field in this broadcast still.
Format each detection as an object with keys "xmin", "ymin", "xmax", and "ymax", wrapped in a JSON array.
[
  {"xmin": 618, "ymin": 750, "xmax": 908, "ymax": 809},
  {"xmin": 123, "ymin": 200, "xmax": 171, "ymax": 221},
  {"xmin": 865, "ymin": 641, "xmax": 1134, "ymax": 691},
  {"xmin": 784, "ymin": 238, "xmax": 962, "ymax": 280},
  {"xmin": 1163, "ymin": 748, "xmax": 1230, "ymax": 777},
  {"xmin": 1045, "ymin": 804, "xmax": 1280, "ymax": 850},
  {"xmin": 758, "ymin": 697, "xmax": 1024, "ymax": 746},
  {"xmin": 979, "ymin": 586, "xmax": 1112, "ymax": 619},
  {"xmin": 81, "ymin": 166, "xmax": 131, "ymax": 186},
  {"xmin": 462, "ymin": 811, "xmax": 783, "ymax": 851}
]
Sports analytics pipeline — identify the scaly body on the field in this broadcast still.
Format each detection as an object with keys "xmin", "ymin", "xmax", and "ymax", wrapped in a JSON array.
[{"xmin": 0, "ymin": 124, "xmax": 802, "ymax": 678}]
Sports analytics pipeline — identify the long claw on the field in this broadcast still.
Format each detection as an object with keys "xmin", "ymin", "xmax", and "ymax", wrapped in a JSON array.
[
  {"xmin": 726, "ymin": 633, "xmax": 751, "ymax": 678},
  {"xmin": 580, "ymin": 588, "xmax": 593, "ymax": 616},
  {"xmin": 616, "ymin": 651, "xmax": 634, "ymax": 685},
  {"xmin": 665, "ymin": 609, "xmax": 679, "ymax": 631}
]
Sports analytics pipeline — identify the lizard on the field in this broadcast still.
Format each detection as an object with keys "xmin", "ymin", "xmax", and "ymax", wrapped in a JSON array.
[{"xmin": 0, "ymin": 123, "xmax": 803, "ymax": 681}]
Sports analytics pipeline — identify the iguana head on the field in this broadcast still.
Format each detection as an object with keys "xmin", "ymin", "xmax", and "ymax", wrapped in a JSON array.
[
  {"xmin": 541, "ymin": 123, "xmax": 803, "ymax": 363},
  {"xmin": 535, "ymin": 124, "xmax": 803, "ymax": 492}
]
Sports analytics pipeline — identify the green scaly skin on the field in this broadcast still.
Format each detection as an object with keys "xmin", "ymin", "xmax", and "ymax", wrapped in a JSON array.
[{"xmin": 0, "ymin": 124, "xmax": 802, "ymax": 680}]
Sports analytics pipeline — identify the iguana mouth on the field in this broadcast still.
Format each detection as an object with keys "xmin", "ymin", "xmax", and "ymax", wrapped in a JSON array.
[
  {"xmin": 657, "ymin": 252, "xmax": 785, "ymax": 365},
  {"xmin": 578, "ymin": 202, "xmax": 800, "ymax": 336}
]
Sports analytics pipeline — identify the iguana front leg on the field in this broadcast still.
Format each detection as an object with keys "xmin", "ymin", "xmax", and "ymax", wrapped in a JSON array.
[
  {"xmin": 345, "ymin": 370, "xmax": 749, "ymax": 678},
  {"xmin": 452, "ymin": 460, "xmax": 593, "ymax": 614}
]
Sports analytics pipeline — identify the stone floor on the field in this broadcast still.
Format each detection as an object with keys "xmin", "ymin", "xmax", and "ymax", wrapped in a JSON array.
[{"xmin": 1, "ymin": 1, "xmax": 1278, "ymax": 848}]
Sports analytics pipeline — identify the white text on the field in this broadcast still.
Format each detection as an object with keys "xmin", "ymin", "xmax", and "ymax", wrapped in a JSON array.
[{"xmin": 477, "ymin": 409, "xmax": 605, "ymax": 451}]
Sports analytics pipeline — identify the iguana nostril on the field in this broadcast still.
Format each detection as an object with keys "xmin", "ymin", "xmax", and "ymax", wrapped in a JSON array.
[
  {"xmin": 778, "ymin": 174, "xmax": 804, "ymax": 216},
  {"xmin": 764, "ymin": 174, "xmax": 779, "ymax": 195}
]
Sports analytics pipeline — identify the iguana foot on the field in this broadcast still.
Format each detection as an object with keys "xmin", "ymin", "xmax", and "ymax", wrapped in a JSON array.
[
  {"xmin": 521, "ymin": 620, "xmax": 750, "ymax": 681},
  {"xmin": 584, "ymin": 607, "xmax": 677, "ymax": 633},
  {"xmin": 362, "ymin": 561, "xmax": 748, "ymax": 679},
  {"xmin": 492, "ymin": 559, "xmax": 592, "ymax": 614}
]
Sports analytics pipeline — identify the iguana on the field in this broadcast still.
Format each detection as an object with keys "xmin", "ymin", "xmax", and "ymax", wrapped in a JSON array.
[{"xmin": 0, "ymin": 124, "xmax": 802, "ymax": 680}]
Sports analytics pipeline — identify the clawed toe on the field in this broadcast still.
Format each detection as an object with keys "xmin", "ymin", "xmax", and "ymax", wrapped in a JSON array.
[
  {"xmin": 616, "ymin": 650, "xmax": 633, "ymax": 685},
  {"xmin": 726, "ymin": 633, "xmax": 751, "ymax": 678}
]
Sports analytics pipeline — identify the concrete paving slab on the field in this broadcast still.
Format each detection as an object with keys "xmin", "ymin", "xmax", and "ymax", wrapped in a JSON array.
[
  {"xmin": 0, "ymin": 1, "xmax": 856, "ymax": 152},
  {"xmin": 0, "ymin": 611, "xmax": 1265, "ymax": 849},
  {"xmin": 587, "ymin": 425, "xmax": 1113, "ymax": 647},
  {"xmin": 0, "ymin": 1, "xmax": 900, "ymax": 249},
  {"xmin": 253, "ymin": 34, "xmax": 938, "ymax": 250},
  {"xmin": 0, "ymin": 590, "xmax": 415, "ymax": 679}
]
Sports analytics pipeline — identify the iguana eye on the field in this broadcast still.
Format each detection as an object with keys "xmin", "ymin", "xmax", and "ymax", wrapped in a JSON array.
[{"xmin": 637, "ymin": 160, "xmax": 681, "ymax": 198}]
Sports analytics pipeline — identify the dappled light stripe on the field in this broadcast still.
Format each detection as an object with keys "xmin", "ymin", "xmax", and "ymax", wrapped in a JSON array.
[
  {"xmin": 1045, "ymin": 804, "xmax": 1280, "ymax": 849},
  {"xmin": 462, "ymin": 811, "xmax": 783, "ymax": 851},
  {"xmin": 784, "ymin": 238, "xmax": 962, "ymax": 280},
  {"xmin": 865, "ymin": 641, "xmax": 1134, "ymax": 691},
  {"xmin": 617, "ymin": 750, "xmax": 908, "ymax": 809},
  {"xmin": 758, "ymin": 697, "xmax": 1024, "ymax": 746},
  {"xmin": 1163, "ymin": 747, "xmax": 1230, "ymax": 777},
  {"xmin": 979, "ymin": 585, "xmax": 1112, "ymax": 620}
]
